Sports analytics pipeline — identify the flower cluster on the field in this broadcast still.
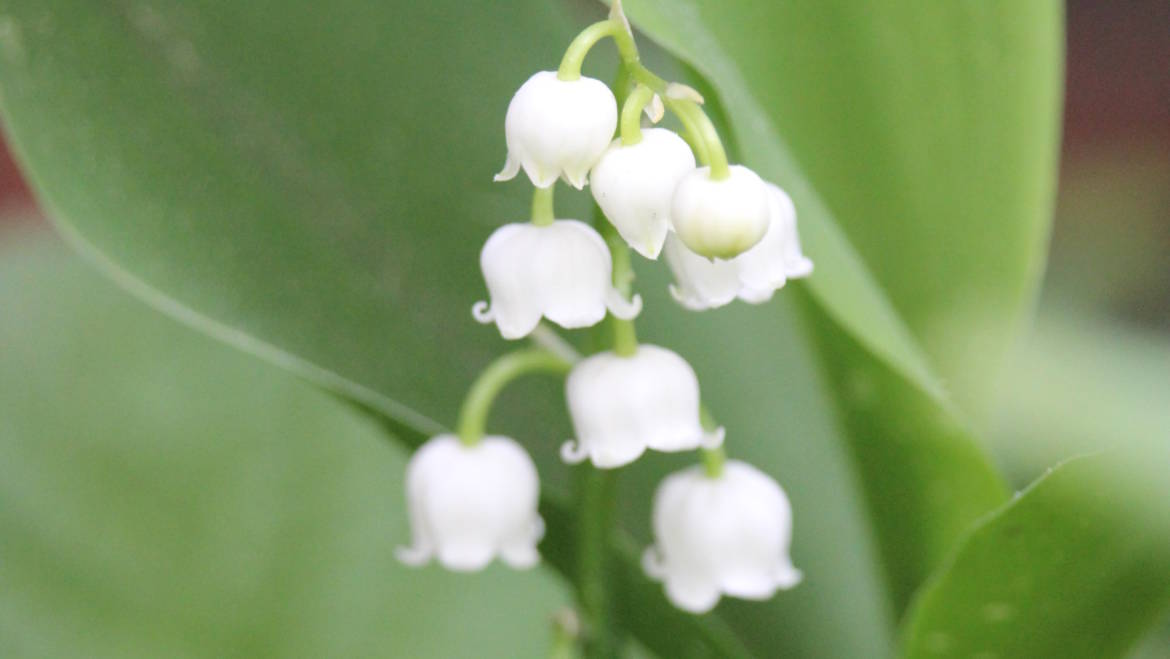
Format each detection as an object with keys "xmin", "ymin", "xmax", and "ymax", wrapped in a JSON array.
[{"xmin": 397, "ymin": 1, "xmax": 809, "ymax": 619}]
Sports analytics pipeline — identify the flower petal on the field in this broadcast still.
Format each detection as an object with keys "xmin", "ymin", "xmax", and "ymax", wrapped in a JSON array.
[
  {"xmin": 503, "ymin": 71, "xmax": 616, "ymax": 189},
  {"xmin": 664, "ymin": 233, "xmax": 742, "ymax": 310},
  {"xmin": 646, "ymin": 460, "xmax": 800, "ymax": 612},
  {"xmin": 591, "ymin": 129, "xmax": 695, "ymax": 260},
  {"xmin": 664, "ymin": 574, "xmax": 722, "ymax": 614},
  {"xmin": 535, "ymin": 221, "xmax": 613, "ymax": 329},
  {"xmin": 493, "ymin": 153, "xmax": 521, "ymax": 182},
  {"xmin": 499, "ymin": 517, "xmax": 545, "ymax": 570},
  {"xmin": 479, "ymin": 224, "xmax": 548, "ymax": 339},
  {"xmin": 400, "ymin": 434, "xmax": 542, "ymax": 572}
]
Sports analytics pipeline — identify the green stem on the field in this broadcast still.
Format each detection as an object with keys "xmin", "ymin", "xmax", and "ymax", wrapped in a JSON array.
[
  {"xmin": 667, "ymin": 99, "xmax": 730, "ymax": 180},
  {"xmin": 607, "ymin": 4, "xmax": 666, "ymax": 90},
  {"xmin": 612, "ymin": 64, "xmax": 632, "ymax": 109},
  {"xmin": 599, "ymin": 217, "xmax": 638, "ymax": 357},
  {"xmin": 701, "ymin": 446, "xmax": 727, "ymax": 478},
  {"xmin": 611, "ymin": 316, "xmax": 638, "ymax": 357},
  {"xmin": 549, "ymin": 609, "xmax": 582, "ymax": 659},
  {"xmin": 627, "ymin": 62, "xmax": 668, "ymax": 93},
  {"xmin": 619, "ymin": 84, "xmax": 655, "ymax": 146},
  {"xmin": 570, "ymin": 134, "xmax": 640, "ymax": 659},
  {"xmin": 532, "ymin": 184, "xmax": 555, "ymax": 226},
  {"xmin": 700, "ymin": 406, "xmax": 726, "ymax": 477},
  {"xmin": 605, "ymin": 0, "xmax": 726, "ymax": 176},
  {"xmin": 558, "ymin": 20, "xmax": 619, "ymax": 81},
  {"xmin": 576, "ymin": 466, "xmax": 620, "ymax": 657},
  {"xmin": 529, "ymin": 322, "xmax": 583, "ymax": 365},
  {"xmin": 455, "ymin": 349, "xmax": 572, "ymax": 446},
  {"xmin": 665, "ymin": 98, "xmax": 711, "ymax": 165},
  {"xmin": 608, "ymin": 12, "xmax": 639, "ymax": 64}
]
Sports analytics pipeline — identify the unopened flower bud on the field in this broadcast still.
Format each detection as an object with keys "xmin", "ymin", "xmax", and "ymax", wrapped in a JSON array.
[
  {"xmin": 670, "ymin": 165, "xmax": 770, "ymax": 259},
  {"xmin": 666, "ymin": 183, "xmax": 812, "ymax": 310}
]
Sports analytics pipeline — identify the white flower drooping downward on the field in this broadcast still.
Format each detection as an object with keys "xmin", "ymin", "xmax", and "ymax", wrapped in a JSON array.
[
  {"xmin": 669, "ymin": 164, "xmax": 771, "ymax": 259},
  {"xmin": 666, "ymin": 183, "xmax": 813, "ymax": 310},
  {"xmin": 473, "ymin": 220, "xmax": 642, "ymax": 339},
  {"xmin": 590, "ymin": 127, "xmax": 696, "ymax": 259},
  {"xmin": 643, "ymin": 460, "xmax": 802, "ymax": 613},
  {"xmin": 767, "ymin": 183, "xmax": 814, "ymax": 279},
  {"xmin": 397, "ymin": 434, "xmax": 544, "ymax": 572},
  {"xmin": 561, "ymin": 344, "xmax": 723, "ymax": 469},
  {"xmin": 495, "ymin": 71, "xmax": 618, "ymax": 189}
]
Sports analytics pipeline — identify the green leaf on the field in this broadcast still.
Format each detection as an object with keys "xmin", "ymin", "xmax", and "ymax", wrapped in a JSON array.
[
  {"xmin": 0, "ymin": 0, "xmax": 584, "ymax": 438},
  {"xmin": 620, "ymin": 0, "xmax": 1064, "ymax": 416},
  {"xmin": 0, "ymin": 0, "xmax": 1054, "ymax": 652},
  {"xmin": 617, "ymin": 0, "xmax": 1044, "ymax": 611},
  {"xmin": 990, "ymin": 310, "xmax": 1170, "ymax": 483},
  {"xmin": 0, "ymin": 1, "xmax": 897, "ymax": 654},
  {"xmin": 0, "ymin": 232, "xmax": 571, "ymax": 658},
  {"xmin": 900, "ymin": 449, "xmax": 1170, "ymax": 659},
  {"xmin": 797, "ymin": 297, "xmax": 1007, "ymax": 613}
]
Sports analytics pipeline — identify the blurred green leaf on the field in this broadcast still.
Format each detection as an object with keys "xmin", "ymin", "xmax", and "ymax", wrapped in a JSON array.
[
  {"xmin": 900, "ymin": 449, "xmax": 1170, "ymax": 659},
  {"xmin": 622, "ymin": 0, "xmax": 1064, "ymax": 417},
  {"xmin": 990, "ymin": 309, "xmax": 1170, "ymax": 483},
  {"xmin": 797, "ymin": 300, "xmax": 1007, "ymax": 613},
  {"xmin": 0, "ymin": 233, "xmax": 570, "ymax": 658}
]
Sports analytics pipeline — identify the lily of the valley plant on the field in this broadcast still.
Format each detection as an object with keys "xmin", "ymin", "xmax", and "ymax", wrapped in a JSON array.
[{"xmin": 399, "ymin": 0, "xmax": 812, "ymax": 649}]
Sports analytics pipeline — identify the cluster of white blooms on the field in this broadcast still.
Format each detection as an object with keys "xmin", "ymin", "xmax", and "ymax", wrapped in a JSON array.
[{"xmin": 398, "ymin": 2, "xmax": 807, "ymax": 619}]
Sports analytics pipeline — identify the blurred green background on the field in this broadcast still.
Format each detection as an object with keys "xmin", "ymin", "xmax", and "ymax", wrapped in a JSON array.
[{"xmin": 0, "ymin": 0, "xmax": 1166, "ymax": 657}]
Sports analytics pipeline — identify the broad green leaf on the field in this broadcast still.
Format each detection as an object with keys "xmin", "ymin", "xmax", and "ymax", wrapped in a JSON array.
[
  {"xmin": 0, "ymin": 0, "xmax": 1051, "ymax": 650},
  {"xmin": 0, "ymin": 0, "xmax": 586, "ymax": 439},
  {"xmin": 621, "ymin": 0, "xmax": 1064, "ymax": 416},
  {"xmin": 0, "ymin": 232, "xmax": 570, "ymax": 658},
  {"xmin": 901, "ymin": 449, "xmax": 1170, "ymax": 659},
  {"xmin": 0, "ymin": 1, "xmax": 898, "ymax": 655},
  {"xmin": 797, "ymin": 297, "xmax": 1007, "ymax": 613},
  {"xmin": 618, "ymin": 0, "xmax": 1018, "ymax": 611},
  {"xmin": 0, "ymin": 232, "xmax": 890, "ymax": 659}
]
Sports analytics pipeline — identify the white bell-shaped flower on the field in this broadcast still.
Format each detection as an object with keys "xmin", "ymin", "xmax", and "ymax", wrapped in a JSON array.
[
  {"xmin": 396, "ymin": 434, "xmax": 544, "ymax": 572},
  {"xmin": 643, "ymin": 460, "xmax": 802, "ymax": 613},
  {"xmin": 473, "ymin": 220, "xmax": 642, "ymax": 339},
  {"xmin": 768, "ymin": 184, "xmax": 814, "ymax": 278},
  {"xmin": 590, "ymin": 128, "xmax": 696, "ymax": 259},
  {"xmin": 669, "ymin": 164, "xmax": 770, "ymax": 259},
  {"xmin": 665, "ymin": 183, "xmax": 813, "ymax": 310},
  {"xmin": 560, "ymin": 344, "xmax": 723, "ymax": 469},
  {"xmin": 495, "ymin": 71, "xmax": 618, "ymax": 189}
]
